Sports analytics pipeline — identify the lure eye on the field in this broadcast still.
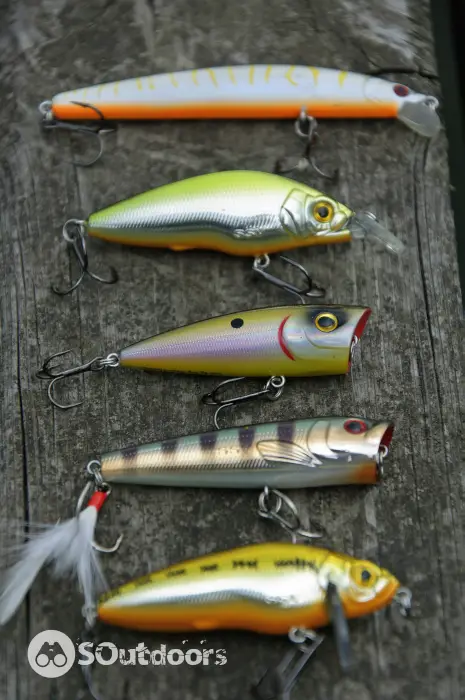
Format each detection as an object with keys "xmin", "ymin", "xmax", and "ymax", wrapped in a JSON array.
[
  {"xmin": 315, "ymin": 312, "xmax": 338, "ymax": 332},
  {"xmin": 313, "ymin": 202, "xmax": 334, "ymax": 223},
  {"xmin": 393, "ymin": 84, "xmax": 410, "ymax": 97},
  {"xmin": 351, "ymin": 563, "xmax": 377, "ymax": 588},
  {"xmin": 344, "ymin": 419, "xmax": 368, "ymax": 434}
]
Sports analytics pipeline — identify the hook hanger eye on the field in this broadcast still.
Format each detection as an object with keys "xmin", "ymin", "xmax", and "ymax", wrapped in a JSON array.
[
  {"xmin": 274, "ymin": 108, "xmax": 339, "ymax": 182},
  {"xmin": 79, "ymin": 461, "xmax": 124, "ymax": 554},
  {"xmin": 52, "ymin": 219, "xmax": 118, "ymax": 296},
  {"xmin": 41, "ymin": 100, "xmax": 117, "ymax": 168}
]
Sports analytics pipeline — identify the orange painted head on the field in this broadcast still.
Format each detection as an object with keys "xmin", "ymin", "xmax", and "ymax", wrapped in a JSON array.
[{"xmin": 320, "ymin": 552, "xmax": 400, "ymax": 619}]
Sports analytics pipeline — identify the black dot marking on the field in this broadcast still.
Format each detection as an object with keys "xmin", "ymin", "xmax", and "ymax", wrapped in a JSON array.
[
  {"xmin": 232, "ymin": 560, "xmax": 258, "ymax": 569},
  {"xmin": 274, "ymin": 558, "xmax": 317, "ymax": 570},
  {"xmin": 166, "ymin": 568, "xmax": 186, "ymax": 578},
  {"xmin": 120, "ymin": 445, "xmax": 138, "ymax": 461},
  {"xmin": 200, "ymin": 432, "xmax": 218, "ymax": 451},
  {"xmin": 134, "ymin": 574, "xmax": 153, "ymax": 587},
  {"xmin": 161, "ymin": 439, "xmax": 178, "ymax": 454},
  {"xmin": 200, "ymin": 564, "xmax": 219, "ymax": 572},
  {"xmin": 277, "ymin": 422, "xmax": 295, "ymax": 443},
  {"xmin": 231, "ymin": 318, "xmax": 244, "ymax": 328},
  {"xmin": 239, "ymin": 426, "xmax": 255, "ymax": 450},
  {"xmin": 361, "ymin": 569, "xmax": 372, "ymax": 582}
]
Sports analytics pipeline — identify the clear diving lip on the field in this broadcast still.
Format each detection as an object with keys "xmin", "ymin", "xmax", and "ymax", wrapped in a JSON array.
[
  {"xmin": 398, "ymin": 99, "xmax": 441, "ymax": 138},
  {"xmin": 348, "ymin": 212, "xmax": 405, "ymax": 255}
]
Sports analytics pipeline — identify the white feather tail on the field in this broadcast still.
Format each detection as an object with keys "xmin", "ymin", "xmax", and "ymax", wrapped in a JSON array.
[{"xmin": 0, "ymin": 501, "xmax": 107, "ymax": 626}]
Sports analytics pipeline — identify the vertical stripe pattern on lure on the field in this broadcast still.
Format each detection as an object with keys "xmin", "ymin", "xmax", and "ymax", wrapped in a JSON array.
[
  {"xmin": 53, "ymin": 171, "xmax": 403, "ymax": 296},
  {"xmin": 37, "ymin": 304, "xmax": 371, "ymax": 410},
  {"xmin": 41, "ymin": 65, "xmax": 440, "ymax": 137},
  {"xmin": 100, "ymin": 416, "xmax": 393, "ymax": 489}
]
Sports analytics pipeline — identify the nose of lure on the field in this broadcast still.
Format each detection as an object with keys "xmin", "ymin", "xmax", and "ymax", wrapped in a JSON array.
[{"xmin": 398, "ymin": 98, "xmax": 441, "ymax": 138}]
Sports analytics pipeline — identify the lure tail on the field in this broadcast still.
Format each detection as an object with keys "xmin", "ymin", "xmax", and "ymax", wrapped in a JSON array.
[{"xmin": 0, "ymin": 491, "xmax": 107, "ymax": 625}]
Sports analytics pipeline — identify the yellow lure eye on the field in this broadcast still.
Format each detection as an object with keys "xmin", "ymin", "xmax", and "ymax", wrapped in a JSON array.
[
  {"xmin": 313, "ymin": 202, "xmax": 334, "ymax": 223},
  {"xmin": 315, "ymin": 312, "xmax": 338, "ymax": 332},
  {"xmin": 351, "ymin": 563, "xmax": 378, "ymax": 588}
]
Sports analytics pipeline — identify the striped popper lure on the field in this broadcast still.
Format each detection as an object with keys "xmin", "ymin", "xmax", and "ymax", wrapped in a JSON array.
[
  {"xmin": 53, "ymin": 170, "xmax": 403, "ymax": 296},
  {"xmin": 37, "ymin": 304, "xmax": 371, "ymax": 411},
  {"xmin": 39, "ymin": 64, "xmax": 440, "ymax": 168},
  {"xmin": 99, "ymin": 416, "xmax": 393, "ymax": 490}
]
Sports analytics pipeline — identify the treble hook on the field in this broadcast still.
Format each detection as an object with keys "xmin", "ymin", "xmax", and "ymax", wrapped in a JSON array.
[
  {"xmin": 253, "ymin": 254, "xmax": 325, "ymax": 301},
  {"xmin": 76, "ymin": 470, "xmax": 123, "ymax": 555},
  {"xmin": 274, "ymin": 108, "xmax": 338, "ymax": 182},
  {"xmin": 252, "ymin": 628, "xmax": 325, "ymax": 700},
  {"xmin": 39, "ymin": 100, "xmax": 116, "ymax": 167},
  {"xmin": 36, "ymin": 349, "xmax": 120, "ymax": 410},
  {"xmin": 52, "ymin": 219, "xmax": 118, "ymax": 296},
  {"xmin": 257, "ymin": 487, "xmax": 322, "ymax": 542},
  {"xmin": 202, "ymin": 376, "xmax": 287, "ymax": 429}
]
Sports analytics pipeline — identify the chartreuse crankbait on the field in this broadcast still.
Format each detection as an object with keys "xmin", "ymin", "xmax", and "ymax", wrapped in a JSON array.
[
  {"xmin": 53, "ymin": 170, "xmax": 403, "ymax": 296},
  {"xmin": 37, "ymin": 303, "xmax": 371, "ymax": 410},
  {"xmin": 39, "ymin": 64, "xmax": 440, "ymax": 168}
]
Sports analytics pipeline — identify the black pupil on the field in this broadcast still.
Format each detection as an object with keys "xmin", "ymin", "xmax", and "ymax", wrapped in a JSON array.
[
  {"xmin": 231, "ymin": 318, "xmax": 244, "ymax": 328},
  {"xmin": 348, "ymin": 421, "xmax": 363, "ymax": 433},
  {"xmin": 361, "ymin": 570, "xmax": 371, "ymax": 582},
  {"xmin": 318, "ymin": 315, "xmax": 335, "ymax": 328},
  {"xmin": 318, "ymin": 206, "xmax": 329, "ymax": 219}
]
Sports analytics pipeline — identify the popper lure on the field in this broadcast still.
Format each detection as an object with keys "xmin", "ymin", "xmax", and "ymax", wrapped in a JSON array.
[
  {"xmin": 100, "ymin": 416, "xmax": 393, "ymax": 489},
  {"xmin": 53, "ymin": 171, "xmax": 403, "ymax": 296},
  {"xmin": 39, "ymin": 64, "xmax": 440, "ymax": 168},
  {"xmin": 37, "ymin": 303, "xmax": 371, "ymax": 410}
]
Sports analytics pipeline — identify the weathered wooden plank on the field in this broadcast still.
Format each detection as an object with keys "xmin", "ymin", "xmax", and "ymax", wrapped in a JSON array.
[{"xmin": 0, "ymin": 0, "xmax": 464, "ymax": 698}]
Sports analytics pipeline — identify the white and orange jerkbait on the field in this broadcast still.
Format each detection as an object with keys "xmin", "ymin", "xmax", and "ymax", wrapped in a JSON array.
[{"xmin": 40, "ymin": 64, "xmax": 440, "ymax": 137}]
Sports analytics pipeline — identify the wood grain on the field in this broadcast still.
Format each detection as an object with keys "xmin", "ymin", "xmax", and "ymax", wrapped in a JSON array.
[{"xmin": 0, "ymin": 0, "xmax": 464, "ymax": 698}]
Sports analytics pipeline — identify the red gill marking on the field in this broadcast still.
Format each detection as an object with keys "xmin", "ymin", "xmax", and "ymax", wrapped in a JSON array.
[
  {"xmin": 88, "ymin": 491, "xmax": 109, "ymax": 511},
  {"xmin": 380, "ymin": 425, "xmax": 394, "ymax": 449},
  {"xmin": 278, "ymin": 315, "xmax": 295, "ymax": 361}
]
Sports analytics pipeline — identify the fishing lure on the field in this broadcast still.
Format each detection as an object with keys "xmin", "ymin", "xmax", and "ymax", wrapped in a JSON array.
[
  {"xmin": 37, "ymin": 303, "xmax": 371, "ymax": 410},
  {"xmin": 39, "ymin": 64, "xmax": 440, "ymax": 168},
  {"xmin": 100, "ymin": 415, "xmax": 393, "ymax": 489},
  {"xmin": 0, "ymin": 486, "xmax": 411, "ymax": 698},
  {"xmin": 96, "ymin": 541, "xmax": 404, "ymax": 634},
  {"xmin": 53, "ymin": 170, "xmax": 403, "ymax": 296}
]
